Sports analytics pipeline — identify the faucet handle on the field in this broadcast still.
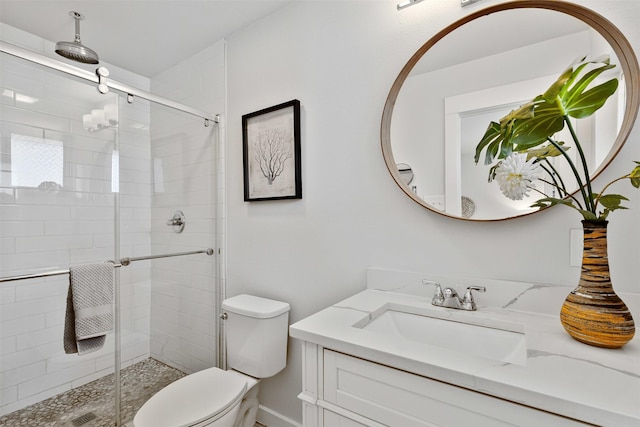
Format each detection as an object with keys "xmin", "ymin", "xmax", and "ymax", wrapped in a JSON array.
[
  {"xmin": 423, "ymin": 280, "xmax": 444, "ymax": 305},
  {"xmin": 461, "ymin": 286, "xmax": 486, "ymax": 310}
]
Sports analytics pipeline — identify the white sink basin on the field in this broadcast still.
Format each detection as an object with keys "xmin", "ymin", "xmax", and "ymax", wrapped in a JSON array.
[{"xmin": 353, "ymin": 303, "xmax": 527, "ymax": 366}]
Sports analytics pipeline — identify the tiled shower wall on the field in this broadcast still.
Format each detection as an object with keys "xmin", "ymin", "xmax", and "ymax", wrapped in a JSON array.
[
  {"xmin": 148, "ymin": 40, "xmax": 226, "ymax": 374},
  {"xmin": 0, "ymin": 24, "xmax": 225, "ymax": 416},
  {"xmin": 0, "ymin": 24, "xmax": 144, "ymax": 416}
]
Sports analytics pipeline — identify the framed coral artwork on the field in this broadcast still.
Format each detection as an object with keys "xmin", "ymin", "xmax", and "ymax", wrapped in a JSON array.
[{"xmin": 242, "ymin": 99, "xmax": 302, "ymax": 201}]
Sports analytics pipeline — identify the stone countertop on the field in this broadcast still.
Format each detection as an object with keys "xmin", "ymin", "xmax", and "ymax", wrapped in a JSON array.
[{"xmin": 289, "ymin": 274, "xmax": 640, "ymax": 427}]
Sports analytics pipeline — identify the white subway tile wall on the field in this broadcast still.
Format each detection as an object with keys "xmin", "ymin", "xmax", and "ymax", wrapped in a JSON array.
[
  {"xmin": 149, "ymin": 40, "xmax": 225, "ymax": 374},
  {"xmin": 1, "ymin": 54, "xmax": 120, "ymax": 414},
  {"xmin": 0, "ymin": 24, "xmax": 225, "ymax": 417}
]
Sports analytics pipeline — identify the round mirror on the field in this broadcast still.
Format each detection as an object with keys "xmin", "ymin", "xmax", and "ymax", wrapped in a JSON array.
[{"xmin": 381, "ymin": 1, "xmax": 639, "ymax": 221}]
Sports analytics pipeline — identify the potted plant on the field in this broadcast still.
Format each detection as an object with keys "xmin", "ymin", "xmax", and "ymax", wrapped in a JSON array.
[{"xmin": 474, "ymin": 55, "xmax": 640, "ymax": 348}]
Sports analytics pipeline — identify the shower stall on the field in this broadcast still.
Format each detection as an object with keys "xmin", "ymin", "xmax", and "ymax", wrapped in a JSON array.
[{"xmin": 0, "ymin": 24, "xmax": 225, "ymax": 426}]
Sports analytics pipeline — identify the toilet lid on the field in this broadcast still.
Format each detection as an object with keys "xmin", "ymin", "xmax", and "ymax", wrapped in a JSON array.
[{"xmin": 134, "ymin": 367, "xmax": 247, "ymax": 427}]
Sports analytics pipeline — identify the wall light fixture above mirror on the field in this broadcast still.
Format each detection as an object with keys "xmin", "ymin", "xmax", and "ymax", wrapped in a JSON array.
[
  {"xmin": 381, "ymin": 0, "xmax": 639, "ymax": 221},
  {"xmin": 397, "ymin": 0, "xmax": 424, "ymax": 11},
  {"xmin": 461, "ymin": 0, "xmax": 483, "ymax": 7}
]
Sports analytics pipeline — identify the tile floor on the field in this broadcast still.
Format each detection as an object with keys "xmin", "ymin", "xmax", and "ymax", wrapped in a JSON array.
[{"xmin": 0, "ymin": 358, "xmax": 186, "ymax": 427}]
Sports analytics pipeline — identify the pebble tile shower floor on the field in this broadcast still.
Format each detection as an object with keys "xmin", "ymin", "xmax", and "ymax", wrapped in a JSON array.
[{"xmin": 0, "ymin": 358, "xmax": 186, "ymax": 427}]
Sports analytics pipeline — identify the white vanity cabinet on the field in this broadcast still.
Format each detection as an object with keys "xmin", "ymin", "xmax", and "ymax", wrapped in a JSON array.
[
  {"xmin": 299, "ymin": 343, "xmax": 590, "ymax": 427},
  {"xmin": 291, "ymin": 280, "xmax": 640, "ymax": 426}
]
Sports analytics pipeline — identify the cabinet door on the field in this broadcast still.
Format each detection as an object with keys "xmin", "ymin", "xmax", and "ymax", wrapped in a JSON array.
[
  {"xmin": 324, "ymin": 350, "xmax": 589, "ymax": 427},
  {"xmin": 323, "ymin": 410, "xmax": 369, "ymax": 427}
]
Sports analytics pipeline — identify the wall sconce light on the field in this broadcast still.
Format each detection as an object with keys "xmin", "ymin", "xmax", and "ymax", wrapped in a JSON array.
[
  {"xmin": 83, "ymin": 103, "xmax": 118, "ymax": 132},
  {"xmin": 397, "ymin": 0, "xmax": 424, "ymax": 10}
]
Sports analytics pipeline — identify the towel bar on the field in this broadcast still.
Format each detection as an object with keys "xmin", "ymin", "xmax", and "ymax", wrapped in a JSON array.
[{"xmin": 0, "ymin": 248, "xmax": 215, "ymax": 283}]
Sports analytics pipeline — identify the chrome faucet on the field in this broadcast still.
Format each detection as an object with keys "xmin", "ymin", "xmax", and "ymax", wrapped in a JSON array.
[{"xmin": 426, "ymin": 281, "xmax": 486, "ymax": 311}]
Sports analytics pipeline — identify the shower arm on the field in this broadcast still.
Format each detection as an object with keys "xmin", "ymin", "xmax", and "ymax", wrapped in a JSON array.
[{"xmin": 73, "ymin": 13, "xmax": 82, "ymax": 43}]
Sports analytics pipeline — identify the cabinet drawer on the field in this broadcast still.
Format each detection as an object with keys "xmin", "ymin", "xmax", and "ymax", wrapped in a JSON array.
[{"xmin": 323, "ymin": 350, "xmax": 588, "ymax": 427}]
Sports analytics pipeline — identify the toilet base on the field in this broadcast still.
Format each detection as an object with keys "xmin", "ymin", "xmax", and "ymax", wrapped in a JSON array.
[{"xmin": 234, "ymin": 381, "xmax": 259, "ymax": 427}]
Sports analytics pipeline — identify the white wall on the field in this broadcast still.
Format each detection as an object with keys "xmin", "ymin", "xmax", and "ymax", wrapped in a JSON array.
[{"xmin": 225, "ymin": 0, "xmax": 640, "ymax": 423}]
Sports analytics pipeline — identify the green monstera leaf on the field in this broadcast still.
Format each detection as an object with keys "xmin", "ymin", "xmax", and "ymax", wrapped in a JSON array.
[
  {"xmin": 474, "ymin": 55, "xmax": 639, "ymax": 222},
  {"xmin": 474, "ymin": 56, "xmax": 618, "ymax": 166},
  {"xmin": 630, "ymin": 162, "xmax": 640, "ymax": 188},
  {"xmin": 525, "ymin": 141, "xmax": 569, "ymax": 161}
]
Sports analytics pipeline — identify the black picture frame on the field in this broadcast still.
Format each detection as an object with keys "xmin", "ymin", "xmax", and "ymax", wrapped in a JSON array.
[{"xmin": 242, "ymin": 99, "xmax": 302, "ymax": 201}]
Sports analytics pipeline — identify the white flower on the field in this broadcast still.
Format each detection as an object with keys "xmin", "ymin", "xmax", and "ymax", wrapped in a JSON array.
[{"xmin": 495, "ymin": 153, "xmax": 541, "ymax": 200}]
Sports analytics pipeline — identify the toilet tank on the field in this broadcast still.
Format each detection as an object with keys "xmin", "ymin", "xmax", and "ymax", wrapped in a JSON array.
[{"xmin": 222, "ymin": 294, "xmax": 290, "ymax": 378}]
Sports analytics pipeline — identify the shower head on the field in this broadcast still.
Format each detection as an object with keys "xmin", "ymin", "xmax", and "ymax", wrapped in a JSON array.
[{"xmin": 55, "ymin": 11, "xmax": 99, "ymax": 64}]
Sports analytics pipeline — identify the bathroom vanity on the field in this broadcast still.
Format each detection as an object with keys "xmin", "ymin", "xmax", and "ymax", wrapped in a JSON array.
[{"xmin": 289, "ymin": 269, "xmax": 640, "ymax": 427}]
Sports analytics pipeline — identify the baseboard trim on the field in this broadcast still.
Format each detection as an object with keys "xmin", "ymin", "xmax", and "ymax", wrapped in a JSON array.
[{"xmin": 257, "ymin": 405, "xmax": 302, "ymax": 427}]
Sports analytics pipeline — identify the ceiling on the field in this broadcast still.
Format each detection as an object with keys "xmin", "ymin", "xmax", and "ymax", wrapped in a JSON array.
[{"xmin": 0, "ymin": 0, "xmax": 291, "ymax": 77}]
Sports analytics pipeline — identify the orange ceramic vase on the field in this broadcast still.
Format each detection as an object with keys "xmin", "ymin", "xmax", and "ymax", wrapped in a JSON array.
[{"xmin": 560, "ymin": 220, "xmax": 635, "ymax": 348}]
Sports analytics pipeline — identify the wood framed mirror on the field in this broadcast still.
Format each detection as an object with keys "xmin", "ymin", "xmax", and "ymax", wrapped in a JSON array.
[{"xmin": 381, "ymin": 0, "xmax": 639, "ymax": 221}]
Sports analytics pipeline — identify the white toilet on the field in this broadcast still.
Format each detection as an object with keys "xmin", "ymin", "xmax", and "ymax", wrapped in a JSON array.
[{"xmin": 133, "ymin": 294, "xmax": 290, "ymax": 427}]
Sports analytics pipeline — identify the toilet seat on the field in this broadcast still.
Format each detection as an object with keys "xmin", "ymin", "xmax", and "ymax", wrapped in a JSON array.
[{"xmin": 133, "ymin": 367, "xmax": 248, "ymax": 427}]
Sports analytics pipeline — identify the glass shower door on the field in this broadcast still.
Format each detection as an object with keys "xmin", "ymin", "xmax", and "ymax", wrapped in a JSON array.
[
  {"xmin": 1, "ymin": 41, "xmax": 219, "ymax": 426},
  {"xmin": 0, "ymin": 51, "xmax": 122, "ymax": 424}
]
